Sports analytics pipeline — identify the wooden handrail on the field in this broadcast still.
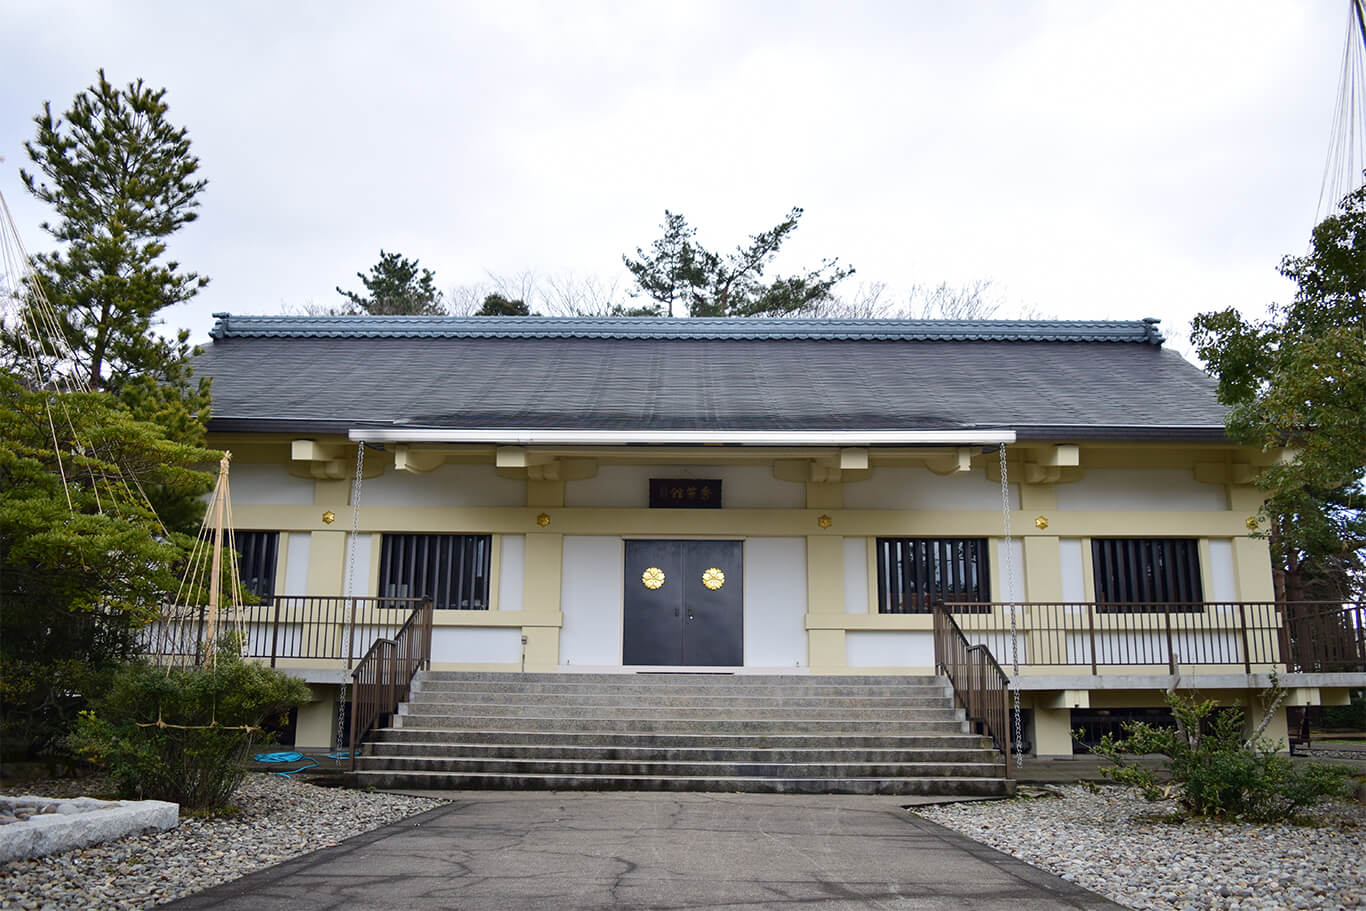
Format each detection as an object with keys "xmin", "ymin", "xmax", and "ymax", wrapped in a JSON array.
[
  {"xmin": 933, "ymin": 604, "xmax": 1013, "ymax": 776},
  {"xmin": 348, "ymin": 598, "xmax": 434, "ymax": 771}
]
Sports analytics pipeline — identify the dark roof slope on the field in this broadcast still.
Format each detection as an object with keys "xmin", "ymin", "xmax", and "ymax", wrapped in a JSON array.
[{"xmin": 194, "ymin": 316, "xmax": 1227, "ymax": 441}]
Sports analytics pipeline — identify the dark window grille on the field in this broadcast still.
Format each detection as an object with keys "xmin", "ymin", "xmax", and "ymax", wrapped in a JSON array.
[
  {"xmin": 876, "ymin": 538, "xmax": 990, "ymax": 613},
  {"xmin": 1091, "ymin": 538, "xmax": 1202, "ymax": 610},
  {"xmin": 234, "ymin": 531, "xmax": 279, "ymax": 602},
  {"xmin": 378, "ymin": 534, "xmax": 491, "ymax": 610}
]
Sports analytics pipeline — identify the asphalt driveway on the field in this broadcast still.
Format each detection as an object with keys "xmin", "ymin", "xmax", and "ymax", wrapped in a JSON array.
[{"xmin": 163, "ymin": 791, "xmax": 1123, "ymax": 910}]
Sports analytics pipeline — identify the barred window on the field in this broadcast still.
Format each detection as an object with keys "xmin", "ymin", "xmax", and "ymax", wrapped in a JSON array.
[
  {"xmin": 1091, "ymin": 538, "xmax": 1202, "ymax": 610},
  {"xmin": 876, "ymin": 538, "xmax": 990, "ymax": 613},
  {"xmin": 233, "ymin": 531, "xmax": 279, "ymax": 601},
  {"xmin": 378, "ymin": 534, "xmax": 492, "ymax": 610}
]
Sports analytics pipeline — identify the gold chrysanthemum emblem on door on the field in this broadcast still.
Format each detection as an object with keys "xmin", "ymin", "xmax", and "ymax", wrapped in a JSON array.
[
  {"xmin": 641, "ymin": 567, "xmax": 665, "ymax": 590},
  {"xmin": 702, "ymin": 567, "xmax": 725, "ymax": 590}
]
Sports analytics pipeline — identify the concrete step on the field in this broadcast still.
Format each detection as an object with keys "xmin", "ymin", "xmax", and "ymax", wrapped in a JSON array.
[
  {"xmin": 406, "ymin": 689, "xmax": 954, "ymax": 708},
  {"xmin": 399, "ymin": 703, "xmax": 964, "ymax": 722},
  {"xmin": 366, "ymin": 741, "xmax": 1001, "ymax": 764},
  {"xmin": 392, "ymin": 715, "xmax": 970, "ymax": 735},
  {"xmin": 349, "ymin": 672, "xmax": 1007, "ymax": 797},
  {"xmin": 412, "ymin": 681, "xmax": 953, "ymax": 699},
  {"xmin": 357, "ymin": 755, "xmax": 1004, "ymax": 778},
  {"xmin": 417, "ymin": 671, "xmax": 944, "ymax": 686},
  {"xmin": 349, "ymin": 768, "xmax": 1014, "ymax": 796},
  {"xmin": 367, "ymin": 728, "xmax": 993, "ymax": 750}
]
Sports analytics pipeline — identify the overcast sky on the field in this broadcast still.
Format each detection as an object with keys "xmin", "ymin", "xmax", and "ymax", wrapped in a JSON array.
[{"xmin": 0, "ymin": 1, "xmax": 1353, "ymax": 359}]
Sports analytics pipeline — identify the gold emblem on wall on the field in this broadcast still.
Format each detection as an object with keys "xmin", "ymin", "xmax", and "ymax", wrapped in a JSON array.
[
  {"xmin": 321, "ymin": 510, "xmax": 336, "ymax": 525},
  {"xmin": 817, "ymin": 514, "xmax": 832, "ymax": 529},
  {"xmin": 702, "ymin": 567, "xmax": 726, "ymax": 590},
  {"xmin": 536, "ymin": 512, "xmax": 551, "ymax": 527},
  {"xmin": 1034, "ymin": 515, "xmax": 1049, "ymax": 530},
  {"xmin": 641, "ymin": 567, "xmax": 665, "ymax": 590},
  {"xmin": 1245, "ymin": 516, "xmax": 1259, "ymax": 530}
]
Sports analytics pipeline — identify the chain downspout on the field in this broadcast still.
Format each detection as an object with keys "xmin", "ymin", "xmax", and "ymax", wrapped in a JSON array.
[{"xmin": 1000, "ymin": 443, "xmax": 1024, "ymax": 770}]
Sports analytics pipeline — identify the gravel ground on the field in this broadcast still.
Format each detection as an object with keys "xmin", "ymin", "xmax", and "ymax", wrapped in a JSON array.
[
  {"xmin": 0, "ymin": 774, "xmax": 445, "ymax": 910},
  {"xmin": 916, "ymin": 785, "xmax": 1364, "ymax": 911}
]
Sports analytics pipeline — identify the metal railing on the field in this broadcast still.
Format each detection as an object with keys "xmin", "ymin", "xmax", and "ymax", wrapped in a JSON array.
[
  {"xmin": 939, "ymin": 600, "xmax": 1365, "ymax": 674},
  {"xmin": 349, "ymin": 598, "xmax": 434, "ymax": 770},
  {"xmin": 933, "ymin": 604, "xmax": 1012, "ymax": 774},
  {"xmin": 142, "ymin": 596, "xmax": 428, "ymax": 668}
]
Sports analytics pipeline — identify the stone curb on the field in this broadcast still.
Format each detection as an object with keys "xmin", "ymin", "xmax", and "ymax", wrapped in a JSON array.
[{"xmin": 0, "ymin": 796, "xmax": 179, "ymax": 864}]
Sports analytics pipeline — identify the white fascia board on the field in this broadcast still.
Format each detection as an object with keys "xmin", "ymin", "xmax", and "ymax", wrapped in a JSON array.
[{"xmin": 349, "ymin": 428, "xmax": 1018, "ymax": 446}]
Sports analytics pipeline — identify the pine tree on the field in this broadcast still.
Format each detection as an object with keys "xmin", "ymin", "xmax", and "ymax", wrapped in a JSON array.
[
  {"xmin": 623, "ymin": 207, "xmax": 854, "ymax": 317},
  {"xmin": 336, "ymin": 250, "xmax": 446, "ymax": 315},
  {"xmin": 477, "ymin": 293, "xmax": 530, "ymax": 316},
  {"xmin": 1, "ymin": 73, "xmax": 220, "ymax": 756},
  {"xmin": 11, "ymin": 70, "xmax": 211, "ymax": 433}
]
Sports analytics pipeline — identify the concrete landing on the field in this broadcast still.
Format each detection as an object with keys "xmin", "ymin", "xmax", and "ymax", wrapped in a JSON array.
[{"xmin": 162, "ymin": 791, "xmax": 1122, "ymax": 910}]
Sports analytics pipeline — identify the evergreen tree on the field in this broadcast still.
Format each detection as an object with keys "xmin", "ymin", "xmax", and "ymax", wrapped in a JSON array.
[
  {"xmin": 0, "ymin": 373, "xmax": 217, "ymax": 756},
  {"xmin": 336, "ymin": 250, "xmax": 446, "ymax": 315},
  {"xmin": 623, "ymin": 207, "xmax": 854, "ymax": 317},
  {"xmin": 476, "ymin": 293, "xmax": 530, "ymax": 316},
  {"xmin": 1, "ymin": 72, "xmax": 219, "ymax": 756},
  {"xmin": 10, "ymin": 69, "xmax": 211, "ymax": 442},
  {"xmin": 1193, "ymin": 181, "xmax": 1366, "ymax": 602}
]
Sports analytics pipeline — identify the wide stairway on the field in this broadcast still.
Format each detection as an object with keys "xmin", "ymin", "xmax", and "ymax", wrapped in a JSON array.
[{"xmin": 350, "ymin": 672, "xmax": 1013, "ymax": 796}]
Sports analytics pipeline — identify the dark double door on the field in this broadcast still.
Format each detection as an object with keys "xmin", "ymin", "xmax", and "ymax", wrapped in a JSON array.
[{"xmin": 623, "ymin": 540, "xmax": 743, "ymax": 666}]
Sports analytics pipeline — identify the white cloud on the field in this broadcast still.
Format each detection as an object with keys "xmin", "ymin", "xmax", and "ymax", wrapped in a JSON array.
[{"xmin": 0, "ymin": 0, "xmax": 1347, "ymax": 352}]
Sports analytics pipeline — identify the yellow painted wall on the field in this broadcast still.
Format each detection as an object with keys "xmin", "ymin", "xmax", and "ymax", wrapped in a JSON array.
[
  {"xmin": 295, "ymin": 685, "xmax": 336, "ymax": 750},
  {"xmin": 216, "ymin": 440, "xmax": 1280, "ymax": 682}
]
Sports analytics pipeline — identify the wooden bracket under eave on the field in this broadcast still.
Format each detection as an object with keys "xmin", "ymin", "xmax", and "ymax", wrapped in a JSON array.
[
  {"xmin": 924, "ymin": 447, "xmax": 977, "ymax": 475},
  {"xmin": 494, "ymin": 452, "xmax": 599, "ymax": 482},
  {"xmin": 773, "ymin": 457, "xmax": 871, "ymax": 484},
  {"xmin": 288, "ymin": 438, "xmax": 348, "ymax": 480},
  {"xmin": 394, "ymin": 444, "xmax": 448, "ymax": 473}
]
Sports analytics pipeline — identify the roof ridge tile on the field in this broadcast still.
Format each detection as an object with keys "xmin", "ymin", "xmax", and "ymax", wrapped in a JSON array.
[{"xmin": 208, "ymin": 313, "xmax": 1165, "ymax": 345}]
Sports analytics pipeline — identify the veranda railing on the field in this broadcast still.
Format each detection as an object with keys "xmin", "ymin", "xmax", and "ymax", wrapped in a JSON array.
[
  {"xmin": 142, "ymin": 596, "xmax": 429, "ymax": 667},
  {"xmin": 940, "ymin": 601, "xmax": 1365, "ymax": 675}
]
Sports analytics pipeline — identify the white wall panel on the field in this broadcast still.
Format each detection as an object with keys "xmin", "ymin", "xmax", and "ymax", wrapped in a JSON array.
[
  {"xmin": 1059, "ymin": 538, "xmax": 1085, "ymax": 603},
  {"xmin": 366, "ymin": 464, "xmax": 526, "ymax": 508},
  {"xmin": 1207, "ymin": 539, "xmax": 1237, "ymax": 602},
  {"xmin": 843, "ymin": 537, "xmax": 869, "ymax": 614},
  {"xmin": 560, "ymin": 536, "xmax": 624, "ymax": 665},
  {"xmin": 995, "ymin": 538, "xmax": 1026, "ymax": 601},
  {"xmin": 341, "ymin": 533, "xmax": 372, "ymax": 597},
  {"xmin": 565, "ymin": 465, "xmax": 803, "ymax": 508},
  {"xmin": 743, "ymin": 538, "xmax": 808, "ymax": 667},
  {"xmin": 283, "ymin": 532, "xmax": 311, "ymax": 596},
  {"xmin": 431, "ymin": 627, "xmax": 522, "ymax": 664},
  {"xmin": 1055, "ymin": 469, "xmax": 1226, "ymax": 512},
  {"xmin": 498, "ymin": 535, "xmax": 525, "ymax": 611},
  {"xmin": 845, "ymin": 631, "xmax": 933, "ymax": 667},
  {"xmin": 843, "ymin": 466, "xmax": 1018, "ymax": 510},
  {"xmin": 232, "ymin": 463, "xmax": 315, "ymax": 506}
]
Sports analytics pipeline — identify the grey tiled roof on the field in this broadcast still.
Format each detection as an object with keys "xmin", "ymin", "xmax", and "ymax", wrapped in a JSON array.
[{"xmin": 194, "ymin": 316, "xmax": 1227, "ymax": 440}]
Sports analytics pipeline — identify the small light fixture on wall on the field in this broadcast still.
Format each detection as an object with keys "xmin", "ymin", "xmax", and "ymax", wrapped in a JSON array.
[
  {"xmin": 536, "ymin": 512, "xmax": 551, "ymax": 527},
  {"xmin": 321, "ymin": 510, "xmax": 336, "ymax": 525}
]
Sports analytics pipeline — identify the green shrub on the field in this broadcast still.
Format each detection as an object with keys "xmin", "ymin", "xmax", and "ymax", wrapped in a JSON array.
[
  {"xmin": 69, "ymin": 645, "xmax": 310, "ymax": 809},
  {"xmin": 1088, "ymin": 692, "xmax": 1354, "ymax": 823}
]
